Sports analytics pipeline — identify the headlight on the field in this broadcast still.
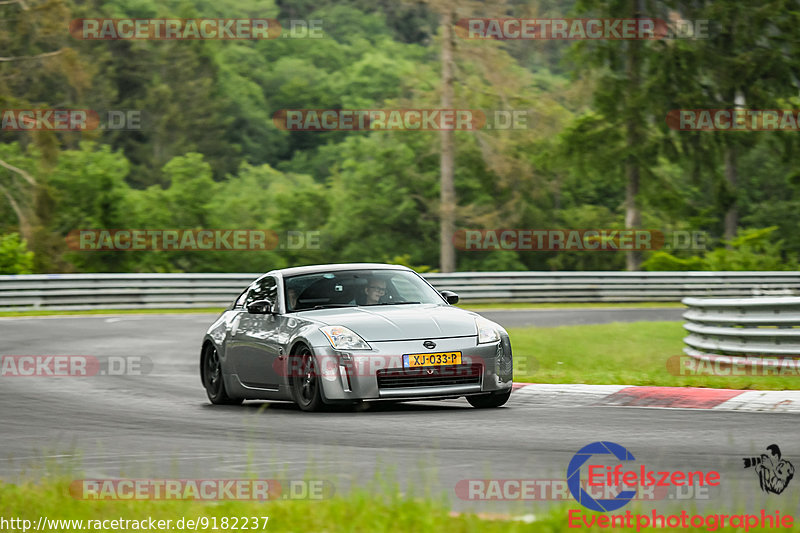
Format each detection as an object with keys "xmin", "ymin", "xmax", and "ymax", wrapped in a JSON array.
[
  {"xmin": 320, "ymin": 326, "xmax": 372, "ymax": 351},
  {"xmin": 475, "ymin": 316, "xmax": 501, "ymax": 344}
]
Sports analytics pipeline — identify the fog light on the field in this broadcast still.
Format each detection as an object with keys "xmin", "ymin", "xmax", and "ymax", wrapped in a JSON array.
[{"xmin": 339, "ymin": 365, "xmax": 351, "ymax": 392}]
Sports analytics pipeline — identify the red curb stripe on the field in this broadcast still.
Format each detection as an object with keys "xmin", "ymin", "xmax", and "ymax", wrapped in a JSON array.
[
  {"xmin": 599, "ymin": 386, "xmax": 744, "ymax": 409},
  {"xmin": 511, "ymin": 382, "xmax": 531, "ymax": 390}
]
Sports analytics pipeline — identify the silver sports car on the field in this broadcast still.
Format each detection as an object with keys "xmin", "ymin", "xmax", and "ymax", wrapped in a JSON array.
[{"xmin": 200, "ymin": 263, "xmax": 513, "ymax": 411}]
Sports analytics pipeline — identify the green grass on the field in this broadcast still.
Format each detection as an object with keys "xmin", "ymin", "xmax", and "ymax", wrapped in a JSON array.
[
  {"xmin": 0, "ymin": 477, "xmax": 786, "ymax": 533},
  {"xmin": 459, "ymin": 302, "xmax": 684, "ymax": 310},
  {"xmin": 0, "ymin": 476, "xmax": 582, "ymax": 533},
  {"xmin": 0, "ymin": 479, "xmax": 524, "ymax": 533},
  {"xmin": 510, "ymin": 321, "xmax": 799, "ymax": 390}
]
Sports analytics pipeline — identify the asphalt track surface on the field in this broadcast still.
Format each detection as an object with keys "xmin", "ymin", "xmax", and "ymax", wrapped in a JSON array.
[{"xmin": 2, "ymin": 309, "xmax": 799, "ymax": 517}]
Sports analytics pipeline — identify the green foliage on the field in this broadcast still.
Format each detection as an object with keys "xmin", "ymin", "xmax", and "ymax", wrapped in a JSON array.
[
  {"xmin": 0, "ymin": 233, "xmax": 34, "ymax": 274},
  {"xmin": 0, "ymin": 0, "xmax": 799, "ymax": 274},
  {"xmin": 46, "ymin": 142, "xmax": 131, "ymax": 231},
  {"xmin": 322, "ymin": 133, "xmax": 439, "ymax": 266},
  {"xmin": 385, "ymin": 254, "xmax": 437, "ymax": 273},
  {"xmin": 643, "ymin": 227, "xmax": 797, "ymax": 271},
  {"xmin": 704, "ymin": 228, "xmax": 798, "ymax": 270}
]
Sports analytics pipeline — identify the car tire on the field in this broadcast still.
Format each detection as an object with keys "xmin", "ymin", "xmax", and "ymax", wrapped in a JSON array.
[
  {"xmin": 291, "ymin": 346, "xmax": 325, "ymax": 412},
  {"xmin": 467, "ymin": 389, "xmax": 511, "ymax": 408},
  {"xmin": 201, "ymin": 344, "xmax": 242, "ymax": 405}
]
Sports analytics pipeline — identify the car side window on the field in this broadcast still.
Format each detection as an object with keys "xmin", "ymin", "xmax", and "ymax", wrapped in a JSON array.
[
  {"xmin": 245, "ymin": 276, "xmax": 277, "ymax": 308},
  {"xmin": 233, "ymin": 289, "xmax": 249, "ymax": 309}
]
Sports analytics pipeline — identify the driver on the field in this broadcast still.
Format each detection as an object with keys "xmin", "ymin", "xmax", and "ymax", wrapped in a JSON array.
[
  {"xmin": 363, "ymin": 277, "xmax": 387, "ymax": 305},
  {"xmin": 286, "ymin": 287, "xmax": 299, "ymax": 311}
]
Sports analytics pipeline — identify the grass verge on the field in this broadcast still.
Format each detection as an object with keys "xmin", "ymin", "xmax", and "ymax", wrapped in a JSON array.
[
  {"xmin": 459, "ymin": 302, "xmax": 684, "ymax": 310},
  {"xmin": 0, "ymin": 477, "xmax": 572, "ymax": 533},
  {"xmin": 0, "ymin": 478, "xmax": 784, "ymax": 533},
  {"xmin": 510, "ymin": 321, "xmax": 798, "ymax": 390}
]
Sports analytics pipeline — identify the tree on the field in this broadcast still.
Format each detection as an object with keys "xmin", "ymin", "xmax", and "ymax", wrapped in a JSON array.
[
  {"xmin": 322, "ymin": 133, "xmax": 439, "ymax": 265},
  {"xmin": 660, "ymin": 0, "xmax": 800, "ymax": 243},
  {"xmin": 439, "ymin": 7, "xmax": 457, "ymax": 272},
  {"xmin": 45, "ymin": 142, "xmax": 131, "ymax": 272},
  {"xmin": 568, "ymin": 0, "xmax": 671, "ymax": 270},
  {"xmin": 0, "ymin": 0, "xmax": 91, "ymax": 249}
]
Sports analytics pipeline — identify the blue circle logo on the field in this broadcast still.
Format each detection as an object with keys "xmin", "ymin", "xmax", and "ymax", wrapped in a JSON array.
[{"xmin": 567, "ymin": 441, "xmax": 637, "ymax": 512}]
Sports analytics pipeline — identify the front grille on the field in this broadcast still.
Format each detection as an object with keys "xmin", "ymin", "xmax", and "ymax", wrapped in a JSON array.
[{"xmin": 377, "ymin": 364, "xmax": 482, "ymax": 389}]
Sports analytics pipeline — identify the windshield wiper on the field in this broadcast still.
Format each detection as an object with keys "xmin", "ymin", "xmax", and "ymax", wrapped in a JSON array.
[
  {"xmin": 375, "ymin": 301, "xmax": 421, "ymax": 305},
  {"xmin": 311, "ymin": 304, "xmax": 357, "ymax": 310}
]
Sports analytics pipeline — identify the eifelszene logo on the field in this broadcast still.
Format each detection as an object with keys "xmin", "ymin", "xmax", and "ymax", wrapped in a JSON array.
[
  {"xmin": 567, "ymin": 441, "xmax": 721, "ymax": 512},
  {"xmin": 743, "ymin": 445, "xmax": 795, "ymax": 495},
  {"xmin": 567, "ymin": 441, "xmax": 637, "ymax": 512}
]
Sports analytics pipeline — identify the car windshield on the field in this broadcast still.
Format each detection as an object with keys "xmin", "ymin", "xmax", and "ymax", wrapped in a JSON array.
[{"xmin": 283, "ymin": 269, "xmax": 444, "ymax": 312}]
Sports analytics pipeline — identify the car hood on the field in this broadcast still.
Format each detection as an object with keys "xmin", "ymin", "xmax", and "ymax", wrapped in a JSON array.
[{"xmin": 297, "ymin": 304, "xmax": 479, "ymax": 341}]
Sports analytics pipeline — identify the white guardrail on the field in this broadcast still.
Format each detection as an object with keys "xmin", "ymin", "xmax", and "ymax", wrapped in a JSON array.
[
  {"xmin": 0, "ymin": 271, "xmax": 798, "ymax": 311},
  {"xmin": 682, "ymin": 296, "xmax": 800, "ymax": 362}
]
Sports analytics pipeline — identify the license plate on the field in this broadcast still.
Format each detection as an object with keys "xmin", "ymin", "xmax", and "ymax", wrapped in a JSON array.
[{"xmin": 403, "ymin": 352, "xmax": 462, "ymax": 368}]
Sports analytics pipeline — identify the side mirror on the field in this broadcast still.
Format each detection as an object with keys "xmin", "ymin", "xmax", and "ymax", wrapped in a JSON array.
[
  {"xmin": 440, "ymin": 290, "xmax": 459, "ymax": 305},
  {"xmin": 246, "ymin": 299, "xmax": 274, "ymax": 315}
]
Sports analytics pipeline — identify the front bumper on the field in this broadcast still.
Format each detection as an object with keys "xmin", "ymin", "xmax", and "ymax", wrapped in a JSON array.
[{"xmin": 312, "ymin": 335, "xmax": 513, "ymax": 401}]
